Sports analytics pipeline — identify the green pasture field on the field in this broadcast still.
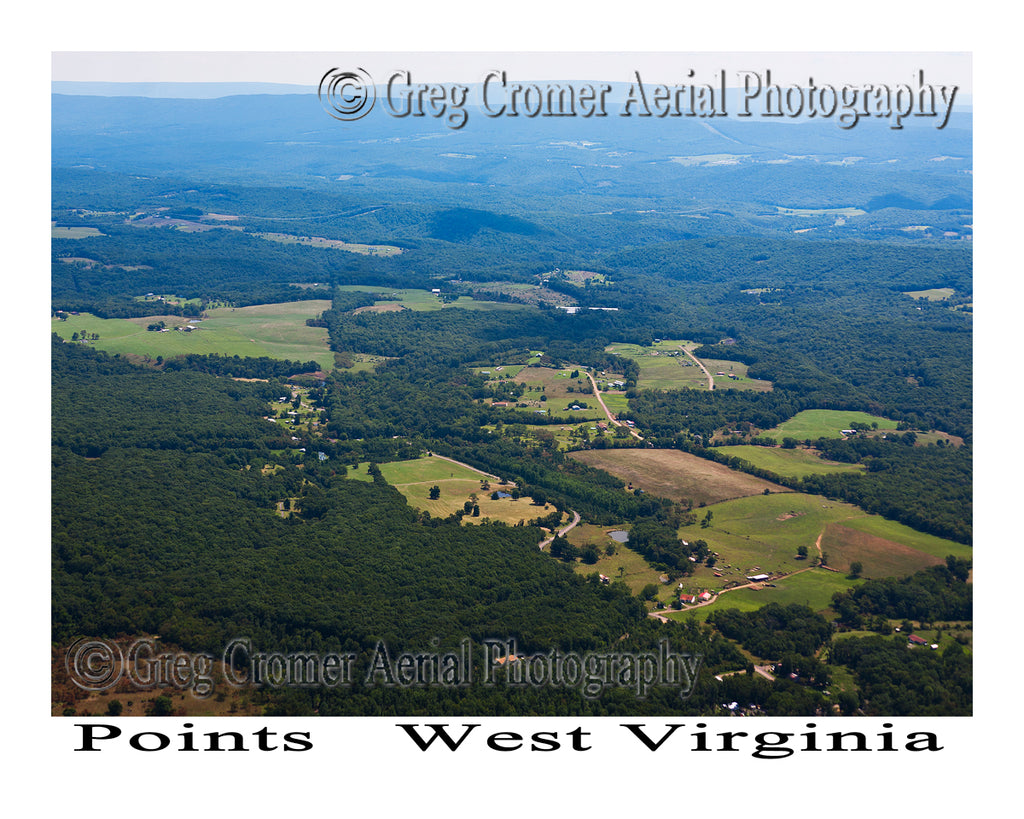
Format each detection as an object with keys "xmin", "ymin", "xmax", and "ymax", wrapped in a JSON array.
[
  {"xmin": 335, "ymin": 285, "xmax": 530, "ymax": 313},
  {"xmin": 664, "ymin": 569, "xmax": 865, "ymax": 622},
  {"xmin": 597, "ymin": 392, "xmax": 630, "ymax": 416},
  {"xmin": 252, "ymin": 232, "xmax": 403, "ymax": 256},
  {"xmin": 774, "ymin": 206, "xmax": 867, "ymax": 217},
  {"xmin": 52, "ymin": 226, "xmax": 105, "ymax": 238},
  {"xmin": 764, "ymin": 409, "xmax": 897, "ymax": 440},
  {"xmin": 702, "ymin": 359, "xmax": 773, "ymax": 392},
  {"xmin": 673, "ymin": 491, "xmax": 966, "ymax": 583},
  {"xmin": 340, "ymin": 354, "xmax": 394, "ymax": 373},
  {"xmin": 51, "ymin": 300, "xmax": 335, "ymax": 371},
  {"xmin": 566, "ymin": 523, "xmax": 677, "ymax": 601},
  {"xmin": 134, "ymin": 294, "xmax": 214, "ymax": 309},
  {"xmin": 715, "ymin": 445, "xmax": 867, "ymax": 479},
  {"xmin": 346, "ymin": 457, "xmax": 541, "ymax": 524},
  {"xmin": 904, "ymin": 287, "xmax": 955, "ymax": 301},
  {"xmin": 494, "ymin": 365, "xmax": 607, "ymax": 421},
  {"xmin": 606, "ymin": 341, "xmax": 710, "ymax": 391},
  {"xmin": 562, "ymin": 270, "xmax": 607, "ymax": 284},
  {"xmin": 606, "ymin": 340, "xmax": 770, "ymax": 392}
]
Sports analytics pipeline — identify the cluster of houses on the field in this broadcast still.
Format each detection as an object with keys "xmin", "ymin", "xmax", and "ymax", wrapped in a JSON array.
[{"xmin": 678, "ymin": 588, "xmax": 715, "ymax": 606}]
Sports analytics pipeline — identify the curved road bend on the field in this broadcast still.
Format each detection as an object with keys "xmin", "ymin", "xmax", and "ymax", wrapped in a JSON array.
[{"xmin": 538, "ymin": 509, "xmax": 581, "ymax": 550}]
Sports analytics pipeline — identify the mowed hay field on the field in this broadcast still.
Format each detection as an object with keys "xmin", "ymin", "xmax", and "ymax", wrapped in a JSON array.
[
  {"xmin": 567, "ymin": 448, "xmax": 789, "ymax": 506},
  {"xmin": 347, "ymin": 457, "xmax": 545, "ymax": 525},
  {"xmin": 764, "ymin": 409, "xmax": 896, "ymax": 440},
  {"xmin": 676, "ymin": 492, "xmax": 970, "ymax": 585},
  {"xmin": 52, "ymin": 300, "xmax": 335, "ymax": 371},
  {"xmin": 715, "ymin": 445, "xmax": 867, "ymax": 479}
]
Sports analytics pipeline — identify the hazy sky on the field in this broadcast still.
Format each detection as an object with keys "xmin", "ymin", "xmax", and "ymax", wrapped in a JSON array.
[{"xmin": 52, "ymin": 51, "xmax": 971, "ymax": 93}]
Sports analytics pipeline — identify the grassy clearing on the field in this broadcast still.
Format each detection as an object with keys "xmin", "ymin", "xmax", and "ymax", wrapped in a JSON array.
[
  {"xmin": 566, "ymin": 524, "xmax": 678, "ymax": 603},
  {"xmin": 674, "ymin": 492, "xmax": 966, "ymax": 585},
  {"xmin": 493, "ymin": 364, "xmax": 607, "ymax": 421},
  {"xmin": 598, "ymin": 392, "xmax": 630, "ymax": 416},
  {"xmin": 474, "ymin": 364, "xmax": 526, "ymax": 379},
  {"xmin": 52, "ymin": 226, "xmax": 105, "ymax": 238},
  {"xmin": 568, "ymin": 448, "xmax": 788, "ymax": 507},
  {"xmin": 774, "ymin": 206, "xmax": 867, "ymax": 216},
  {"xmin": 51, "ymin": 301, "xmax": 335, "ymax": 371},
  {"xmin": 904, "ymin": 287, "xmax": 955, "ymax": 301},
  {"xmin": 715, "ymin": 445, "xmax": 867, "ymax": 479},
  {"xmin": 664, "ymin": 570, "xmax": 865, "ymax": 621},
  {"xmin": 334, "ymin": 285, "xmax": 530, "ymax": 313},
  {"xmin": 562, "ymin": 270, "xmax": 607, "ymax": 284},
  {"xmin": 702, "ymin": 359, "xmax": 773, "ymax": 392},
  {"xmin": 345, "ymin": 457, "xmax": 541, "ymax": 525},
  {"xmin": 764, "ymin": 409, "xmax": 897, "ymax": 440},
  {"xmin": 339, "ymin": 353, "xmax": 394, "ymax": 373},
  {"xmin": 252, "ymin": 232, "xmax": 403, "ymax": 256},
  {"xmin": 827, "ymin": 515, "xmax": 971, "ymax": 563},
  {"xmin": 606, "ymin": 341, "xmax": 709, "ymax": 390},
  {"xmin": 606, "ymin": 340, "xmax": 771, "ymax": 392}
]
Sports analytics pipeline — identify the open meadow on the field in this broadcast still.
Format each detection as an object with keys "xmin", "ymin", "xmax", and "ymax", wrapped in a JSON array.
[
  {"xmin": 334, "ymin": 285, "xmax": 530, "ymax": 313},
  {"xmin": 606, "ymin": 340, "xmax": 710, "ymax": 390},
  {"xmin": 567, "ymin": 448, "xmax": 789, "ymax": 506},
  {"xmin": 664, "ymin": 569, "xmax": 866, "ymax": 622},
  {"xmin": 490, "ymin": 364, "xmax": 607, "ymax": 421},
  {"xmin": 702, "ymin": 358, "xmax": 773, "ymax": 392},
  {"xmin": 764, "ymin": 409, "xmax": 897, "ymax": 440},
  {"xmin": 346, "ymin": 457, "xmax": 548, "ymax": 525},
  {"xmin": 715, "ymin": 445, "xmax": 868, "ymax": 479},
  {"xmin": 52, "ymin": 300, "xmax": 335, "ymax": 371},
  {"xmin": 676, "ymin": 491, "xmax": 970, "ymax": 584}
]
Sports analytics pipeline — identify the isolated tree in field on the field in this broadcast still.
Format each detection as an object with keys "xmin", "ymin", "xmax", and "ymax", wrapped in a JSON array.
[
  {"xmin": 429, "ymin": 485, "xmax": 441, "ymax": 500},
  {"xmin": 849, "ymin": 561, "xmax": 863, "ymax": 579},
  {"xmin": 797, "ymin": 545, "xmax": 809, "ymax": 559}
]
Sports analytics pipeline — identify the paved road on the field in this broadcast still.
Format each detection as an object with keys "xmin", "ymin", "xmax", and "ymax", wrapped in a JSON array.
[{"xmin": 538, "ymin": 508, "xmax": 581, "ymax": 550}]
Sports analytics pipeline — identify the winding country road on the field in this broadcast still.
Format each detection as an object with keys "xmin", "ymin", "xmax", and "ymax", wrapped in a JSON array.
[
  {"xmin": 538, "ymin": 509, "xmax": 581, "ymax": 550},
  {"xmin": 586, "ymin": 372, "xmax": 643, "ymax": 440},
  {"xmin": 680, "ymin": 345, "xmax": 714, "ymax": 391}
]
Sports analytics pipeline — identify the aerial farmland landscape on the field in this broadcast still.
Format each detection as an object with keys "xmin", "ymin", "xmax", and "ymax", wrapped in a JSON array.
[{"xmin": 51, "ymin": 53, "xmax": 972, "ymax": 728}]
